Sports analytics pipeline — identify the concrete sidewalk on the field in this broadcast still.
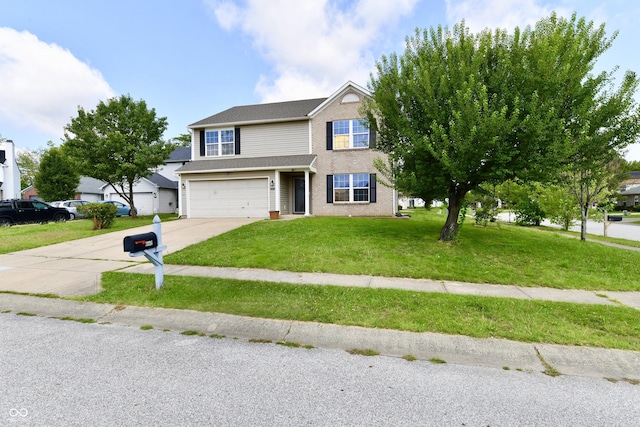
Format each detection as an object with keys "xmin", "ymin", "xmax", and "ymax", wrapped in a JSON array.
[{"xmin": 122, "ymin": 263, "xmax": 640, "ymax": 310}]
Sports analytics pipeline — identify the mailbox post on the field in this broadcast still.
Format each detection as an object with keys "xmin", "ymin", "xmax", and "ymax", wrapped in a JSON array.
[{"xmin": 123, "ymin": 215, "xmax": 167, "ymax": 289}]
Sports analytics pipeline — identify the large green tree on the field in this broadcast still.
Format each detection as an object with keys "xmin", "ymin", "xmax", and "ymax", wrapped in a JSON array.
[
  {"xmin": 33, "ymin": 143, "xmax": 79, "ymax": 202},
  {"xmin": 563, "ymin": 157, "xmax": 630, "ymax": 240},
  {"xmin": 63, "ymin": 95, "xmax": 173, "ymax": 218},
  {"xmin": 364, "ymin": 13, "xmax": 639, "ymax": 241},
  {"xmin": 16, "ymin": 147, "xmax": 44, "ymax": 190}
]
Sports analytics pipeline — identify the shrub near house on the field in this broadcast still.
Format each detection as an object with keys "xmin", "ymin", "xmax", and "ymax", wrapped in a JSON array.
[{"xmin": 78, "ymin": 202, "xmax": 118, "ymax": 230}]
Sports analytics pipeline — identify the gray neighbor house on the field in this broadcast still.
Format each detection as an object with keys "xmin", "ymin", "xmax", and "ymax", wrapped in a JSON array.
[{"xmin": 176, "ymin": 81, "xmax": 397, "ymax": 218}]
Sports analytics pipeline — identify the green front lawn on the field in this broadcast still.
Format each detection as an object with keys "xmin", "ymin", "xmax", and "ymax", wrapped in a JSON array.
[
  {"xmin": 165, "ymin": 210, "xmax": 640, "ymax": 291},
  {"xmin": 0, "ymin": 214, "xmax": 179, "ymax": 254}
]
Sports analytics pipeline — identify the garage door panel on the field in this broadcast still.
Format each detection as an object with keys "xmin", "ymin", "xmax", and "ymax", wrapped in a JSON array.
[{"xmin": 190, "ymin": 179, "xmax": 268, "ymax": 218}]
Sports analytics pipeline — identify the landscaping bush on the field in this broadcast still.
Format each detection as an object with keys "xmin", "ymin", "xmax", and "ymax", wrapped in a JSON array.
[
  {"xmin": 77, "ymin": 202, "xmax": 118, "ymax": 230},
  {"xmin": 513, "ymin": 197, "xmax": 545, "ymax": 226}
]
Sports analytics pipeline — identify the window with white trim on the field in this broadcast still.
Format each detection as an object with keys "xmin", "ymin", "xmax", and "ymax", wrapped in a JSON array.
[
  {"xmin": 205, "ymin": 129, "xmax": 235, "ymax": 157},
  {"xmin": 334, "ymin": 173, "xmax": 371, "ymax": 202},
  {"xmin": 333, "ymin": 119, "xmax": 369, "ymax": 149}
]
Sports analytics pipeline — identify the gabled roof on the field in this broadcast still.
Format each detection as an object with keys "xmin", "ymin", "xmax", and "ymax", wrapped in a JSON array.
[
  {"xmin": 166, "ymin": 146, "xmax": 191, "ymax": 163},
  {"xmin": 77, "ymin": 176, "xmax": 107, "ymax": 194},
  {"xmin": 189, "ymin": 98, "xmax": 327, "ymax": 128},
  {"xmin": 308, "ymin": 81, "xmax": 370, "ymax": 117},
  {"xmin": 176, "ymin": 155, "xmax": 317, "ymax": 174},
  {"xmin": 146, "ymin": 173, "xmax": 178, "ymax": 189},
  {"xmin": 620, "ymin": 186, "xmax": 640, "ymax": 196}
]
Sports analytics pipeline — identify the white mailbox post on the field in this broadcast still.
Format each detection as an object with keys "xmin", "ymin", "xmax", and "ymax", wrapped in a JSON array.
[{"xmin": 123, "ymin": 215, "xmax": 167, "ymax": 290}]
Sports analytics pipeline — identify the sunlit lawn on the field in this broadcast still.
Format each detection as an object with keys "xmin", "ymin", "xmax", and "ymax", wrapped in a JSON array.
[{"xmin": 164, "ymin": 210, "xmax": 640, "ymax": 291}]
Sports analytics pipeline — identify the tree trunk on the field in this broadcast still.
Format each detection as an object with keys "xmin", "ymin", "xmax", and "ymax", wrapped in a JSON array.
[
  {"xmin": 129, "ymin": 181, "xmax": 137, "ymax": 219},
  {"xmin": 439, "ymin": 192, "xmax": 464, "ymax": 242},
  {"xmin": 580, "ymin": 204, "xmax": 589, "ymax": 241}
]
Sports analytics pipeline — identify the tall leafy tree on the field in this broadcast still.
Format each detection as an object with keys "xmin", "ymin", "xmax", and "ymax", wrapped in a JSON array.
[
  {"xmin": 363, "ymin": 13, "xmax": 638, "ymax": 241},
  {"xmin": 563, "ymin": 157, "xmax": 630, "ymax": 240},
  {"xmin": 172, "ymin": 133, "xmax": 192, "ymax": 147},
  {"xmin": 16, "ymin": 147, "xmax": 44, "ymax": 190},
  {"xmin": 63, "ymin": 95, "xmax": 173, "ymax": 218},
  {"xmin": 33, "ymin": 143, "xmax": 79, "ymax": 202}
]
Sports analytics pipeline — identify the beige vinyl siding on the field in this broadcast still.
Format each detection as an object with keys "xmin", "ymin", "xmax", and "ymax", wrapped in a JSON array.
[
  {"xmin": 240, "ymin": 121, "xmax": 309, "ymax": 157},
  {"xmin": 191, "ymin": 121, "xmax": 309, "ymax": 161},
  {"xmin": 279, "ymin": 177, "xmax": 291, "ymax": 214}
]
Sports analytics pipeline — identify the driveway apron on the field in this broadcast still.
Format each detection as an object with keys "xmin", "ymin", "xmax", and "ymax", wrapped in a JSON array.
[{"xmin": 0, "ymin": 218, "xmax": 260, "ymax": 296}]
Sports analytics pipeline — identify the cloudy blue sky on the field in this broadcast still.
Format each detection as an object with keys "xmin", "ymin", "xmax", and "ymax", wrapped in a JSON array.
[{"xmin": 1, "ymin": 0, "xmax": 639, "ymax": 159}]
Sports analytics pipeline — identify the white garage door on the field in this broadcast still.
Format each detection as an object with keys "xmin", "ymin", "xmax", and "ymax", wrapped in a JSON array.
[{"xmin": 189, "ymin": 179, "xmax": 269, "ymax": 218}]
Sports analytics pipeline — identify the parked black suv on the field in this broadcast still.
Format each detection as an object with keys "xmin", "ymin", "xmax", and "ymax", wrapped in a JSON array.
[{"xmin": 0, "ymin": 199, "xmax": 71, "ymax": 226}]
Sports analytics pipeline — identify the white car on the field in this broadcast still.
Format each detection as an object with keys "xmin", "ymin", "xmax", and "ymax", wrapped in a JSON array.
[{"xmin": 50, "ymin": 200, "xmax": 90, "ymax": 220}]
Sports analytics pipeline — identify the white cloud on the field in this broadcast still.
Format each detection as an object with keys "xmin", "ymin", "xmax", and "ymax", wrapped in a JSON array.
[
  {"xmin": 445, "ymin": 0, "xmax": 572, "ymax": 32},
  {"xmin": 206, "ymin": 0, "xmax": 418, "ymax": 102},
  {"xmin": 0, "ymin": 27, "xmax": 115, "ymax": 139}
]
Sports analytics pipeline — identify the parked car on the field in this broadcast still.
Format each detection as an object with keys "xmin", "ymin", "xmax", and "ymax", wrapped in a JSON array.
[
  {"xmin": 98, "ymin": 200, "xmax": 137, "ymax": 217},
  {"xmin": 0, "ymin": 199, "xmax": 71, "ymax": 226},
  {"xmin": 50, "ymin": 200, "xmax": 90, "ymax": 219}
]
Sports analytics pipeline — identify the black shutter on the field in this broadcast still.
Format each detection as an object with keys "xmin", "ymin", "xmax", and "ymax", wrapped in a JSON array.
[
  {"xmin": 326, "ymin": 122, "xmax": 333, "ymax": 150},
  {"xmin": 369, "ymin": 127, "xmax": 376, "ymax": 148},
  {"xmin": 370, "ymin": 174, "xmax": 377, "ymax": 203},
  {"xmin": 235, "ymin": 127, "xmax": 241, "ymax": 155},
  {"xmin": 326, "ymin": 175, "xmax": 333, "ymax": 203},
  {"xmin": 199, "ymin": 130, "xmax": 205, "ymax": 156}
]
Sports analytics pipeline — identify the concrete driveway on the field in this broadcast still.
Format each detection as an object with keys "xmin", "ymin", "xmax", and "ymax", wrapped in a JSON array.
[{"xmin": 0, "ymin": 217, "xmax": 260, "ymax": 296}]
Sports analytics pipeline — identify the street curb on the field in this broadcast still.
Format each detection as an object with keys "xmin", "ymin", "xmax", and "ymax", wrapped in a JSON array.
[{"xmin": 2, "ymin": 293, "xmax": 639, "ymax": 381}]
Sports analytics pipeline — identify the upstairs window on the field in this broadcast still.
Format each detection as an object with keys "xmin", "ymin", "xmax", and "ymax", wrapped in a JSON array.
[
  {"xmin": 205, "ymin": 129, "xmax": 235, "ymax": 157},
  {"xmin": 327, "ymin": 119, "xmax": 371, "ymax": 150}
]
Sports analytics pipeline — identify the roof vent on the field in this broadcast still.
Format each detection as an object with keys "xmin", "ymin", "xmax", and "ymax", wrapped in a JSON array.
[{"xmin": 341, "ymin": 93, "xmax": 359, "ymax": 103}]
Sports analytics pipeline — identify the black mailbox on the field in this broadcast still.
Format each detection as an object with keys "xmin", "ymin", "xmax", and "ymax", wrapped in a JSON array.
[{"xmin": 123, "ymin": 232, "xmax": 158, "ymax": 253}]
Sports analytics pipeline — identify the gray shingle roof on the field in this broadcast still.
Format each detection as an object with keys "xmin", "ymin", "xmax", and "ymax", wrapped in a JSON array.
[
  {"xmin": 77, "ymin": 176, "xmax": 107, "ymax": 194},
  {"xmin": 176, "ymin": 155, "xmax": 317, "ymax": 173},
  {"xmin": 189, "ymin": 98, "xmax": 327, "ymax": 128},
  {"xmin": 620, "ymin": 186, "xmax": 640, "ymax": 196},
  {"xmin": 166, "ymin": 147, "xmax": 191, "ymax": 162},
  {"xmin": 147, "ymin": 173, "xmax": 178, "ymax": 189}
]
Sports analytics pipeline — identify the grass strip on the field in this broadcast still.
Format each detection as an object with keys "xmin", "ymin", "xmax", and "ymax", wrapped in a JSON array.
[{"xmin": 76, "ymin": 272, "xmax": 640, "ymax": 351}]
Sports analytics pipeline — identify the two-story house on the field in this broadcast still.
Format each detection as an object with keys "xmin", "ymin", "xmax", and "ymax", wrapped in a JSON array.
[{"xmin": 176, "ymin": 81, "xmax": 397, "ymax": 218}]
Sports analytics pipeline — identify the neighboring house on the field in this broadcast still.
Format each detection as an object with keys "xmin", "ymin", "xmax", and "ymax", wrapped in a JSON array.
[
  {"xmin": 102, "ymin": 173, "xmax": 178, "ymax": 216},
  {"xmin": 21, "ymin": 185, "xmax": 40, "ymax": 200},
  {"xmin": 99, "ymin": 146, "xmax": 186, "ymax": 215},
  {"xmin": 21, "ymin": 147, "xmax": 184, "ymax": 214},
  {"xmin": 399, "ymin": 196, "xmax": 427, "ymax": 210},
  {"xmin": 176, "ymin": 81, "xmax": 397, "ymax": 218},
  {"xmin": 0, "ymin": 140, "xmax": 21, "ymax": 200},
  {"xmin": 22, "ymin": 176, "xmax": 106, "ymax": 202},
  {"xmin": 617, "ymin": 171, "xmax": 640, "ymax": 208},
  {"xmin": 158, "ymin": 146, "xmax": 190, "ymax": 181},
  {"xmin": 76, "ymin": 176, "xmax": 107, "ymax": 202}
]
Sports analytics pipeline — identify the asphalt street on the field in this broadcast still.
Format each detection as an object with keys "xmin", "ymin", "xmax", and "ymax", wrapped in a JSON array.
[{"xmin": 3, "ymin": 313, "xmax": 639, "ymax": 427}]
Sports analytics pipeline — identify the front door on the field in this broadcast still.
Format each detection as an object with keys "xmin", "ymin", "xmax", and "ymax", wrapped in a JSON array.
[{"xmin": 294, "ymin": 178, "xmax": 305, "ymax": 214}]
